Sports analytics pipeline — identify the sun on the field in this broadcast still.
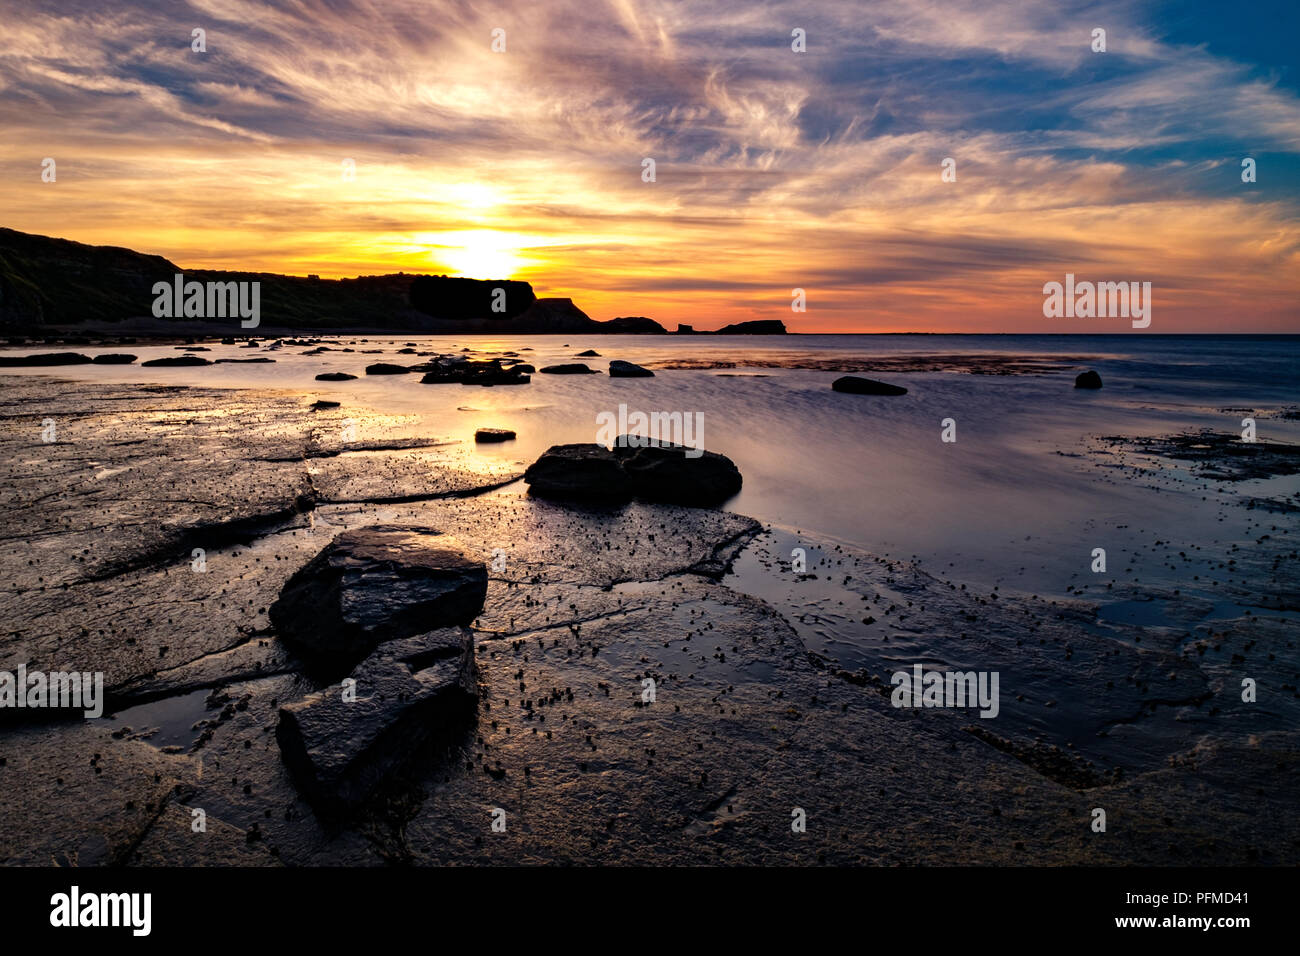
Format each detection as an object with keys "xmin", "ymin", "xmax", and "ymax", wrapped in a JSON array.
[{"xmin": 423, "ymin": 230, "xmax": 524, "ymax": 279}]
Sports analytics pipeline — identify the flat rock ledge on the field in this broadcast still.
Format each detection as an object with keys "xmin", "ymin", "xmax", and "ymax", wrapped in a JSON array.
[{"xmin": 277, "ymin": 627, "xmax": 477, "ymax": 815}]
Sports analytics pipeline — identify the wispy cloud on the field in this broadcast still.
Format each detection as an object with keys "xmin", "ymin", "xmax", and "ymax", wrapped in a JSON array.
[{"xmin": 0, "ymin": 0, "xmax": 1296, "ymax": 330}]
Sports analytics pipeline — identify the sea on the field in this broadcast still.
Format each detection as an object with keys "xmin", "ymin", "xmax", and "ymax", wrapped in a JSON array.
[{"xmin": 5, "ymin": 333, "xmax": 1297, "ymax": 612}]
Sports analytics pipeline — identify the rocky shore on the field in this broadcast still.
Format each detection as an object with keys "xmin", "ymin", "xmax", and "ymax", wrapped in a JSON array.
[{"xmin": 0, "ymin": 375, "xmax": 1296, "ymax": 866}]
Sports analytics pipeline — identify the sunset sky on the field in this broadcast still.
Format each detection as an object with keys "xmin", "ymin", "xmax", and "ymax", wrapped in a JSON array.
[{"xmin": 1, "ymin": 0, "xmax": 1297, "ymax": 332}]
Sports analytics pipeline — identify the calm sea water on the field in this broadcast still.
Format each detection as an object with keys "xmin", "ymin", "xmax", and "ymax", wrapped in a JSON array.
[{"xmin": 5, "ymin": 334, "xmax": 1297, "ymax": 603}]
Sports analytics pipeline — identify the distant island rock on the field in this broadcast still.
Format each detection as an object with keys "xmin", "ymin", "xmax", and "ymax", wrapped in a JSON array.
[
  {"xmin": 673, "ymin": 320, "xmax": 787, "ymax": 334},
  {"xmin": 604, "ymin": 317, "xmax": 667, "ymax": 334}
]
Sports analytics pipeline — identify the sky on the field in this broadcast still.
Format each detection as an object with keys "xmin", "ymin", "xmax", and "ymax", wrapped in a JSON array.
[{"xmin": 0, "ymin": 0, "xmax": 1297, "ymax": 332}]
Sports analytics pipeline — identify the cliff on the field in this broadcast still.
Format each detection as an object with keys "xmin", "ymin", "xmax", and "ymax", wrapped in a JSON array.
[{"xmin": 0, "ymin": 228, "xmax": 667, "ymax": 335}]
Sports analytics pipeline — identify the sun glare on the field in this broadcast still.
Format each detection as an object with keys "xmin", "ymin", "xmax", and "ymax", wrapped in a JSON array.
[{"xmin": 425, "ymin": 230, "xmax": 524, "ymax": 279}]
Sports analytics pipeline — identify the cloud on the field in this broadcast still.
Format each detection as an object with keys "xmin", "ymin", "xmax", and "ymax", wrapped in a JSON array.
[{"xmin": 0, "ymin": 0, "xmax": 1295, "ymax": 330}]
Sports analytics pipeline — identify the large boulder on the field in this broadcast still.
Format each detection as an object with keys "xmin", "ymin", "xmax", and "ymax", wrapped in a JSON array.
[
  {"xmin": 268, "ymin": 526, "xmax": 487, "ymax": 666},
  {"xmin": 90, "ymin": 353, "xmax": 137, "ymax": 365},
  {"xmin": 608, "ymin": 360, "xmax": 654, "ymax": 378},
  {"xmin": 475, "ymin": 428, "xmax": 516, "ymax": 443},
  {"xmin": 316, "ymin": 372, "xmax": 357, "ymax": 381},
  {"xmin": 523, "ymin": 444, "xmax": 629, "ymax": 500},
  {"xmin": 365, "ymin": 363, "xmax": 411, "ymax": 375},
  {"xmin": 831, "ymin": 375, "xmax": 907, "ymax": 396},
  {"xmin": 524, "ymin": 441, "xmax": 743, "ymax": 506},
  {"xmin": 615, "ymin": 440, "xmax": 743, "ymax": 505},
  {"xmin": 277, "ymin": 627, "xmax": 477, "ymax": 813},
  {"xmin": 1074, "ymin": 370, "xmax": 1103, "ymax": 389}
]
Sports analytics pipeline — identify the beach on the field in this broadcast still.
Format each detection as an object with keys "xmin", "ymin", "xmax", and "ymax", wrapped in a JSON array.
[{"xmin": 0, "ymin": 333, "xmax": 1296, "ymax": 865}]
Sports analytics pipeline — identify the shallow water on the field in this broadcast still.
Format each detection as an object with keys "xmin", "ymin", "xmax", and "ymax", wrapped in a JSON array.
[{"xmin": 5, "ymin": 333, "xmax": 1297, "ymax": 609}]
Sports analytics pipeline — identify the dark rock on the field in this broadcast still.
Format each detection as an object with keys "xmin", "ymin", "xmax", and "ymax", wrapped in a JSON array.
[
  {"xmin": 90, "ymin": 353, "xmax": 137, "ymax": 365},
  {"xmin": 365, "ymin": 363, "xmax": 411, "ymax": 375},
  {"xmin": 419, "ymin": 358, "xmax": 530, "ymax": 387},
  {"xmin": 608, "ymin": 360, "xmax": 654, "ymax": 378},
  {"xmin": 277, "ymin": 627, "xmax": 477, "ymax": 813},
  {"xmin": 215, "ymin": 357, "xmax": 276, "ymax": 363},
  {"xmin": 524, "ymin": 441, "xmax": 743, "ymax": 506},
  {"xmin": 523, "ymin": 444, "xmax": 630, "ymax": 500},
  {"xmin": 614, "ymin": 439, "xmax": 743, "ymax": 505},
  {"xmin": 268, "ymin": 526, "xmax": 487, "ymax": 666},
  {"xmin": 832, "ymin": 375, "xmax": 907, "ymax": 396},
  {"xmin": 713, "ymin": 320, "xmax": 787, "ymax": 334},
  {"xmin": 539, "ymin": 363, "xmax": 599, "ymax": 374},
  {"xmin": 0, "ymin": 352, "xmax": 93, "ymax": 366},
  {"xmin": 475, "ymin": 428, "xmax": 516, "ymax": 443},
  {"xmin": 600, "ymin": 316, "xmax": 668, "ymax": 334},
  {"xmin": 514, "ymin": 364, "xmax": 535, "ymax": 374},
  {"xmin": 141, "ymin": 355, "xmax": 214, "ymax": 367},
  {"xmin": 576, "ymin": 349, "xmax": 601, "ymax": 357},
  {"xmin": 310, "ymin": 400, "xmax": 341, "ymax": 409},
  {"xmin": 675, "ymin": 324, "xmax": 696, "ymax": 334},
  {"xmin": 1075, "ymin": 370, "xmax": 1103, "ymax": 389},
  {"xmin": 316, "ymin": 372, "xmax": 357, "ymax": 381}
]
